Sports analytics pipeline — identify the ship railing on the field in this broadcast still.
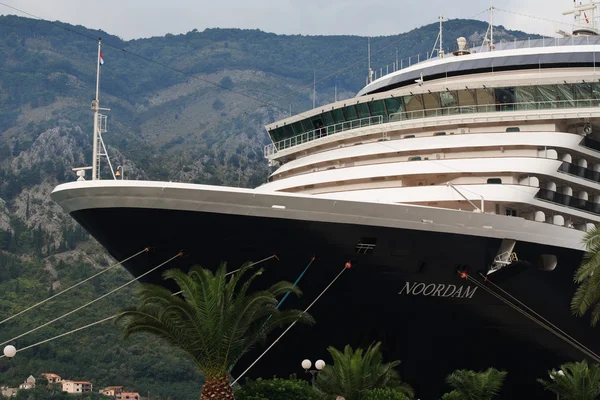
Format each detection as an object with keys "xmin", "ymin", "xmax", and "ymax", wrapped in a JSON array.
[
  {"xmin": 371, "ymin": 35, "xmax": 600, "ymax": 83},
  {"xmin": 389, "ymin": 98, "xmax": 600, "ymax": 122},
  {"xmin": 264, "ymin": 115, "xmax": 383, "ymax": 157}
]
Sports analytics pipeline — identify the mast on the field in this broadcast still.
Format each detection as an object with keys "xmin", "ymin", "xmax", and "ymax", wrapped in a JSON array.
[
  {"xmin": 489, "ymin": 0, "xmax": 494, "ymax": 51},
  {"xmin": 367, "ymin": 37, "xmax": 374, "ymax": 85},
  {"xmin": 313, "ymin": 70, "xmax": 316, "ymax": 109},
  {"xmin": 438, "ymin": 15, "xmax": 448, "ymax": 58},
  {"xmin": 92, "ymin": 38, "xmax": 101, "ymax": 180}
]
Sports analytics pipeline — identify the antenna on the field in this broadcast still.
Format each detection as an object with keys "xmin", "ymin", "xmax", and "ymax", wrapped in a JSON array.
[
  {"xmin": 75, "ymin": 38, "xmax": 116, "ymax": 181},
  {"xmin": 313, "ymin": 70, "xmax": 316, "ymax": 109},
  {"xmin": 438, "ymin": 15, "xmax": 448, "ymax": 58},
  {"xmin": 366, "ymin": 37, "xmax": 374, "ymax": 85},
  {"xmin": 490, "ymin": 0, "xmax": 494, "ymax": 51},
  {"xmin": 562, "ymin": 0, "xmax": 600, "ymax": 35}
]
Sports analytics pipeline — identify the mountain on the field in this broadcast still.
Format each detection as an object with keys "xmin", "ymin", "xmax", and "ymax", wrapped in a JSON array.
[{"xmin": 0, "ymin": 14, "xmax": 540, "ymax": 399}]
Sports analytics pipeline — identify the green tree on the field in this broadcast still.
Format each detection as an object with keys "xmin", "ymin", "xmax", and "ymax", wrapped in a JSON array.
[
  {"xmin": 314, "ymin": 342, "xmax": 413, "ymax": 400},
  {"xmin": 537, "ymin": 360, "xmax": 600, "ymax": 400},
  {"xmin": 117, "ymin": 262, "xmax": 314, "ymax": 400},
  {"xmin": 441, "ymin": 368, "xmax": 506, "ymax": 400},
  {"xmin": 572, "ymin": 226, "xmax": 600, "ymax": 325},
  {"xmin": 235, "ymin": 376, "xmax": 325, "ymax": 400}
]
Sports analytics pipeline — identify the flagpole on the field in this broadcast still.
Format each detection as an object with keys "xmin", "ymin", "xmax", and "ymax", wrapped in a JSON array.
[{"xmin": 92, "ymin": 38, "xmax": 101, "ymax": 180}]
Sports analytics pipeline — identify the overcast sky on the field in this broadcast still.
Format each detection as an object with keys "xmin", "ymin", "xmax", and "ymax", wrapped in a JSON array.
[{"xmin": 0, "ymin": 0, "xmax": 582, "ymax": 40}]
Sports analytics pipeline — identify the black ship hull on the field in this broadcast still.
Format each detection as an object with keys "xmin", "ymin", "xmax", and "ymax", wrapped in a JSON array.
[{"xmin": 68, "ymin": 204, "xmax": 594, "ymax": 399}]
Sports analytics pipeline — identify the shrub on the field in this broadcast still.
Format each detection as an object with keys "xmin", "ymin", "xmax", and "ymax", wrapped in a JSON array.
[
  {"xmin": 363, "ymin": 388, "xmax": 411, "ymax": 400},
  {"xmin": 235, "ymin": 376, "xmax": 325, "ymax": 400}
]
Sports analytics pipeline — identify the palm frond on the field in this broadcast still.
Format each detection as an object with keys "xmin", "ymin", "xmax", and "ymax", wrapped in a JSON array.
[
  {"xmin": 117, "ymin": 260, "xmax": 313, "ymax": 381},
  {"xmin": 315, "ymin": 342, "xmax": 412, "ymax": 400}
]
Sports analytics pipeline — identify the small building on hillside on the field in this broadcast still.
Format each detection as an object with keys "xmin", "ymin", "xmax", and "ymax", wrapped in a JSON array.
[
  {"xmin": 1, "ymin": 386, "xmax": 17, "ymax": 397},
  {"xmin": 116, "ymin": 392, "xmax": 140, "ymax": 400},
  {"xmin": 18, "ymin": 375, "xmax": 35, "ymax": 390},
  {"xmin": 62, "ymin": 380, "xmax": 92, "ymax": 394},
  {"xmin": 42, "ymin": 373, "xmax": 62, "ymax": 384},
  {"xmin": 100, "ymin": 386, "xmax": 124, "ymax": 397}
]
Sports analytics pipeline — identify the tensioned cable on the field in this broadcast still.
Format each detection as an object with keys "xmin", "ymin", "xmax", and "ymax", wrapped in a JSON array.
[
  {"xmin": 463, "ymin": 273, "xmax": 600, "ymax": 361},
  {"xmin": 0, "ymin": 254, "xmax": 278, "ymax": 358},
  {"xmin": 230, "ymin": 261, "xmax": 350, "ymax": 386},
  {"xmin": 0, "ymin": 248, "xmax": 149, "ymax": 326},
  {"xmin": 0, "ymin": 2, "xmax": 290, "ymax": 115},
  {"xmin": 275, "ymin": 256, "xmax": 315, "ymax": 310},
  {"xmin": 478, "ymin": 271, "xmax": 597, "ymax": 359},
  {"xmin": 495, "ymin": 7, "xmax": 576, "ymax": 28},
  {"xmin": 0, "ymin": 314, "xmax": 119, "ymax": 360},
  {"xmin": 171, "ymin": 254, "xmax": 278, "ymax": 296},
  {"xmin": 0, "ymin": 251, "xmax": 183, "ymax": 347},
  {"xmin": 462, "ymin": 272, "xmax": 600, "ymax": 362},
  {"xmin": 0, "ymin": 1, "xmax": 449, "ymax": 122}
]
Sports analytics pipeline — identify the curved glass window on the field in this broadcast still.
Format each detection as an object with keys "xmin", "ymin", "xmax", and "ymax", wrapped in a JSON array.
[{"xmin": 267, "ymin": 81, "xmax": 600, "ymax": 151}]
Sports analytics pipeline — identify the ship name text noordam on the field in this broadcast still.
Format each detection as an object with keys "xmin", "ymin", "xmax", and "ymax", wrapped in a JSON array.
[{"xmin": 399, "ymin": 282, "xmax": 478, "ymax": 299}]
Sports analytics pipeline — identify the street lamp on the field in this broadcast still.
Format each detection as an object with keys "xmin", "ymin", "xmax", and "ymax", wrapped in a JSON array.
[
  {"xmin": 302, "ymin": 359, "xmax": 325, "ymax": 386},
  {"xmin": 115, "ymin": 165, "xmax": 124, "ymax": 180},
  {"xmin": 549, "ymin": 370, "xmax": 565, "ymax": 400},
  {"xmin": 3, "ymin": 345, "xmax": 16, "ymax": 358}
]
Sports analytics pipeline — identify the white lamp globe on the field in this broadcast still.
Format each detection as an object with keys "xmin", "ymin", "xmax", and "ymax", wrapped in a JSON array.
[
  {"xmin": 302, "ymin": 359, "xmax": 312, "ymax": 370},
  {"xmin": 3, "ymin": 345, "xmax": 16, "ymax": 358},
  {"xmin": 315, "ymin": 359, "xmax": 326, "ymax": 370}
]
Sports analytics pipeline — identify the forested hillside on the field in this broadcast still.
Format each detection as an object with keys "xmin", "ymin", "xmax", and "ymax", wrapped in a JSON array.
[{"xmin": 0, "ymin": 14, "xmax": 539, "ymax": 398}]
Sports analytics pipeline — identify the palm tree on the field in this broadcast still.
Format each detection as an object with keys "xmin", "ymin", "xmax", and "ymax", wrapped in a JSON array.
[
  {"xmin": 537, "ymin": 360, "xmax": 600, "ymax": 400},
  {"xmin": 314, "ymin": 341, "xmax": 413, "ymax": 400},
  {"xmin": 441, "ymin": 368, "xmax": 507, "ymax": 400},
  {"xmin": 117, "ymin": 261, "xmax": 314, "ymax": 400},
  {"xmin": 572, "ymin": 226, "xmax": 600, "ymax": 326}
]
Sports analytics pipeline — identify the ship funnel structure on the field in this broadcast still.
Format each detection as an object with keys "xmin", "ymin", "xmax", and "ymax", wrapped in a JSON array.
[
  {"xmin": 452, "ymin": 37, "xmax": 471, "ymax": 56},
  {"xmin": 562, "ymin": 0, "xmax": 600, "ymax": 36}
]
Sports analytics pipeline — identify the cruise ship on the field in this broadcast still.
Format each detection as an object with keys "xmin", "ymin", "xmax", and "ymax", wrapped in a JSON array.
[{"xmin": 52, "ymin": 4, "xmax": 600, "ymax": 398}]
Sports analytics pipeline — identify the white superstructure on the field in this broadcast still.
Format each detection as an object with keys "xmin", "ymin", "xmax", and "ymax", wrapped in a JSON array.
[{"xmin": 260, "ymin": 5, "xmax": 600, "ymax": 235}]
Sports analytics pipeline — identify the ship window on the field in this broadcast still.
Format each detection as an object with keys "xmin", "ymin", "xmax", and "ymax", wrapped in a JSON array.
[
  {"xmin": 505, "ymin": 127, "xmax": 520, "ymax": 132},
  {"xmin": 301, "ymin": 119, "xmax": 314, "ymax": 132},
  {"xmin": 404, "ymin": 134, "xmax": 415, "ymax": 138},
  {"xmin": 556, "ymin": 84, "xmax": 575, "ymax": 107},
  {"xmin": 404, "ymin": 94, "xmax": 424, "ymax": 113},
  {"xmin": 311, "ymin": 118, "xmax": 324, "ymax": 129},
  {"xmin": 356, "ymin": 237, "xmax": 377, "ymax": 255},
  {"xmin": 322, "ymin": 111, "xmax": 334, "ymax": 126},
  {"xmin": 370, "ymin": 100, "xmax": 387, "ymax": 119},
  {"xmin": 356, "ymin": 103, "xmax": 371, "ymax": 118},
  {"xmin": 487, "ymin": 178, "xmax": 502, "ymax": 184},
  {"xmin": 515, "ymin": 86, "xmax": 536, "ymax": 110},
  {"xmin": 343, "ymin": 105, "xmax": 358, "ymax": 120},
  {"xmin": 440, "ymin": 90, "xmax": 458, "ymax": 108},
  {"xmin": 458, "ymin": 89, "xmax": 476, "ymax": 107},
  {"xmin": 537, "ymin": 85, "xmax": 558, "ymax": 105},
  {"xmin": 330, "ymin": 108, "xmax": 345, "ymax": 124},
  {"xmin": 476, "ymin": 88, "xmax": 494, "ymax": 106},
  {"xmin": 574, "ymin": 82, "xmax": 593, "ymax": 101},
  {"xmin": 409, "ymin": 156, "xmax": 422, "ymax": 161},
  {"xmin": 433, "ymin": 131, "xmax": 446, "ymax": 136},
  {"xmin": 495, "ymin": 87, "xmax": 515, "ymax": 110},
  {"xmin": 384, "ymin": 98, "xmax": 404, "ymax": 114},
  {"xmin": 291, "ymin": 121, "xmax": 304, "ymax": 135}
]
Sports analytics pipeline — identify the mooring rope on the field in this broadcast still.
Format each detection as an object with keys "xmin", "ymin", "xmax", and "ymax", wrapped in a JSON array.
[
  {"xmin": 462, "ymin": 272, "xmax": 600, "ymax": 363},
  {"xmin": 0, "ymin": 251, "xmax": 183, "ymax": 347},
  {"xmin": 0, "ymin": 254, "xmax": 278, "ymax": 358},
  {"xmin": 231, "ymin": 261, "xmax": 350, "ymax": 386},
  {"xmin": 0, "ymin": 248, "xmax": 149, "ymax": 326}
]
